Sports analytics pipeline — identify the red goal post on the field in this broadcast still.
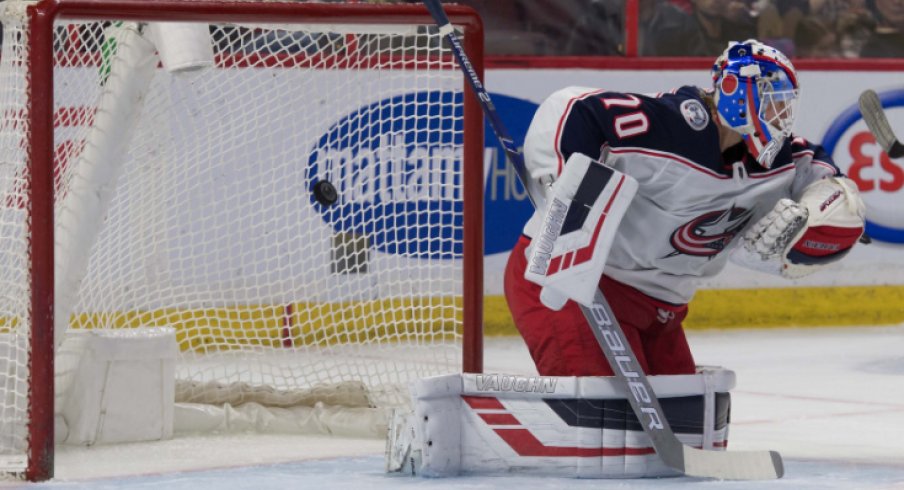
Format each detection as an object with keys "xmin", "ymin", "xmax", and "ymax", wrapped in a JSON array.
[{"xmin": 7, "ymin": 0, "xmax": 484, "ymax": 481}]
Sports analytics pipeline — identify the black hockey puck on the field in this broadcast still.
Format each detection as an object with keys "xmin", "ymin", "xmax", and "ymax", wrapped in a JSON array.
[{"xmin": 312, "ymin": 180, "xmax": 338, "ymax": 206}]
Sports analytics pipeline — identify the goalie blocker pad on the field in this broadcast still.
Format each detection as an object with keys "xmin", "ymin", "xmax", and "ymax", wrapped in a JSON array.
[
  {"xmin": 386, "ymin": 368, "xmax": 734, "ymax": 479},
  {"xmin": 524, "ymin": 153, "xmax": 638, "ymax": 310}
]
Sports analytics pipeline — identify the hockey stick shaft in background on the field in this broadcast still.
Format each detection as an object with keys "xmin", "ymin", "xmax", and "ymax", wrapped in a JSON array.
[
  {"xmin": 420, "ymin": 1, "xmax": 543, "ymax": 209},
  {"xmin": 860, "ymin": 89, "xmax": 904, "ymax": 159},
  {"xmin": 422, "ymin": 0, "xmax": 782, "ymax": 480}
]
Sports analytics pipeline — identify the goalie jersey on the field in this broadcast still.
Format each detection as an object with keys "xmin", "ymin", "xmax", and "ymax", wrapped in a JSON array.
[{"xmin": 521, "ymin": 86, "xmax": 841, "ymax": 304}]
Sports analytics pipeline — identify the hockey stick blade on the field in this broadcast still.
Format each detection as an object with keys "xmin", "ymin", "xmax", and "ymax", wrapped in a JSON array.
[
  {"xmin": 683, "ymin": 446, "xmax": 784, "ymax": 480},
  {"xmin": 582, "ymin": 289, "xmax": 784, "ymax": 480},
  {"xmin": 422, "ymin": 0, "xmax": 782, "ymax": 480},
  {"xmin": 860, "ymin": 90, "xmax": 904, "ymax": 158}
]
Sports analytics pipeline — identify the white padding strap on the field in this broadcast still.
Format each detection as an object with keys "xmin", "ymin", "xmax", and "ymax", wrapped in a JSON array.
[
  {"xmin": 147, "ymin": 23, "xmax": 214, "ymax": 73},
  {"xmin": 438, "ymin": 24, "xmax": 454, "ymax": 37}
]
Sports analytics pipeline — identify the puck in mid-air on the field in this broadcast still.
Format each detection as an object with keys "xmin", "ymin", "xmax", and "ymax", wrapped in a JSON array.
[{"xmin": 312, "ymin": 180, "xmax": 338, "ymax": 206}]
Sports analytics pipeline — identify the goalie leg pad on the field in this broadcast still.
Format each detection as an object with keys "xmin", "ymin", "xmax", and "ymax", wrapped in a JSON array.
[
  {"xmin": 386, "ymin": 369, "xmax": 735, "ymax": 479},
  {"xmin": 524, "ymin": 153, "xmax": 638, "ymax": 310}
]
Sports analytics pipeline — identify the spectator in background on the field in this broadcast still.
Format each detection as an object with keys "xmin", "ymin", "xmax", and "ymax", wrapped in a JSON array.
[
  {"xmin": 836, "ymin": 8, "xmax": 877, "ymax": 58},
  {"xmin": 667, "ymin": 0, "xmax": 693, "ymax": 13},
  {"xmin": 793, "ymin": 15, "xmax": 840, "ymax": 57},
  {"xmin": 640, "ymin": 0, "xmax": 757, "ymax": 56},
  {"xmin": 425, "ymin": 0, "xmax": 904, "ymax": 59},
  {"xmin": 451, "ymin": 0, "xmax": 553, "ymax": 55},
  {"xmin": 755, "ymin": 0, "xmax": 809, "ymax": 57},
  {"xmin": 545, "ymin": 0, "xmax": 623, "ymax": 56},
  {"xmin": 860, "ymin": 0, "xmax": 904, "ymax": 57},
  {"xmin": 801, "ymin": 0, "xmax": 875, "ymax": 58},
  {"xmin": 451, "ymin": 0, "xmax": 622, "ymax": 56},
  {"xmin": 639, "ymin": 0, "xmax": 692, "ymax": 55},
  {"xmin": 754, "ymin": 0, "xmax": 855, "ymax": 58}
]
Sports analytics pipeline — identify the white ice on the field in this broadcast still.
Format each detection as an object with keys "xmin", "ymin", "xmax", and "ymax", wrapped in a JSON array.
[{"xmin": 5, "ymin": 325, "xmax": 904, "ymax": 489}]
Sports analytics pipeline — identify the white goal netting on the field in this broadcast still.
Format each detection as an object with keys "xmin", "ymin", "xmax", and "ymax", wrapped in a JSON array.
[{"xmin": 0, "ymin": 1, "xmax": 480, "ymax": 475}]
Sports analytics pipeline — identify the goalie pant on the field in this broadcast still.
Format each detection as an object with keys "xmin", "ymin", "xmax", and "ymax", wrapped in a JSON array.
[{"xmin": 505, "ymin": 235, "xmax": 694, "ymax": 376}]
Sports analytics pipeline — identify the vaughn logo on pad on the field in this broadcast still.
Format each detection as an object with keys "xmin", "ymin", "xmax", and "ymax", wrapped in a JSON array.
[{"xmin": 474, "ymin": 374, "xmax": 558, "ymax": 393}]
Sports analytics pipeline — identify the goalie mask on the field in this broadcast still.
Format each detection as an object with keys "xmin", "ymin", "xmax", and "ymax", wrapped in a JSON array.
[{"xmin": 711, "ymin": 40, "xmax": 799, "ymax": 168}]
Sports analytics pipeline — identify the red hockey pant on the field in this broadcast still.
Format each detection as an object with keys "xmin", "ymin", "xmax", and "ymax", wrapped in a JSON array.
[{"xmin": 504, "ymin": 235, "xmax": 696, "ymax": 376}]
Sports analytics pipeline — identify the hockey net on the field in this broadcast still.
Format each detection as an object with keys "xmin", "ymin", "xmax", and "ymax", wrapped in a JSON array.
[{"xmin": 0, "ymin": 0, "xmax": 483, "ymax": 480}]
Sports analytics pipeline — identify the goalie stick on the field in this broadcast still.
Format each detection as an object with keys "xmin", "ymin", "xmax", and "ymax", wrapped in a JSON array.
[
  {"xmin": 859, "ymin": 89, "xmax": 904, "ymax": 159},
  {"xmin": 422, "ymin": 0, "xmax": 783, "ymax": 480}
]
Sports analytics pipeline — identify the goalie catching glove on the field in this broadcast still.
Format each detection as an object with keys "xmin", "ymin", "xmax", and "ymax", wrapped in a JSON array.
[{"xmin": 733, "ymin": 176, "xmax": 865, "ymax": 278}]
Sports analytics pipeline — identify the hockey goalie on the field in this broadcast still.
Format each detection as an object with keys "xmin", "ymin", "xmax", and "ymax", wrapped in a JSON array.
[{"xmin": 387, "ymin": 39, "xmax": 865, "ymax": 479}]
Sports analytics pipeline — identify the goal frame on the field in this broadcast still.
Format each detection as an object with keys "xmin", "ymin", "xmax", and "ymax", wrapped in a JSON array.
[{"xmin": 23, "ymin": 0, "xmax": 484, "ymax": 481}]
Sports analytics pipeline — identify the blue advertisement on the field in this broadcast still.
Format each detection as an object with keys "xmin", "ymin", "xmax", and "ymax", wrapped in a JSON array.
[
  {"xmin": 482, "ymin": 93, "xmax": 539, "ymax": 255},
  {"xmin": 822, "ymin": 88, "xmax": 904, "ymax": 244},
  {"xmin": 307, "ymin": 91, "xmax": 463, "ymax": 259},
  {"xmin": 307, "ymin": 90, "xmax": 540, "ymax": 258}
]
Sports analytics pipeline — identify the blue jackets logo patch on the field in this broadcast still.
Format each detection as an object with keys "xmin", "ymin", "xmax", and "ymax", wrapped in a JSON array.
[
  {"xmin": 822, "ymin": 89, "xmax": 904, "ymax": 244},
  {"xmin": 667, "ymin": 206, "xmax": 753, "ymax": 257},
  {"xmin": 680, "ymin": 99, "xmax": 710, "ymax": 131}
]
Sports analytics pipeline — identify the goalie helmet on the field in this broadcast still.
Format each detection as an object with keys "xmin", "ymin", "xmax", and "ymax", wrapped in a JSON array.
[{"xmin": 711, "ymin": 40, "xmax": 799, "ymax": 169}]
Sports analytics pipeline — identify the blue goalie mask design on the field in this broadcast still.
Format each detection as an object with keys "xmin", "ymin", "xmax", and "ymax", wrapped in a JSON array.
[{"xmin": 711, "ymin": 40, "xmax": 799, "ymax": 168}]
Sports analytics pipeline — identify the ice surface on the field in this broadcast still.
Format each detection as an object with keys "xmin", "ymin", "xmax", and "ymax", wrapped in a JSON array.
[
  {"xmin": 4, "ymin": 325, "xmax": 904, "ymax": 488},
  {"xmin": 20, "ymin": 457, "xmax": 904, "ymax": 490}
]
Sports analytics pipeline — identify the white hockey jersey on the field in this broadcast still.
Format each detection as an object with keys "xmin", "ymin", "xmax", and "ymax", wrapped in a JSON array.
[{"xmin": 521, "ymin": 86, "xmax": 839, "ymax": 304}]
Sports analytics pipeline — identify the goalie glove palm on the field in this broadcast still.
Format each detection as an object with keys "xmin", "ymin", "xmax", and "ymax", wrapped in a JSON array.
[{"xmin": 744, "ymin": 198, "xmax": 808, "ymax": 259}]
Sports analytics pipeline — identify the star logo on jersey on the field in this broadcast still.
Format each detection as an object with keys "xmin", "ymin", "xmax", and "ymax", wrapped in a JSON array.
[
  {"xmin": 666, "ymin": 205, "xmax": 754, "ymax": 258},
  {"xmin": 680, "ymin": 99, "xmax": 710, "ymax": 131}
]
